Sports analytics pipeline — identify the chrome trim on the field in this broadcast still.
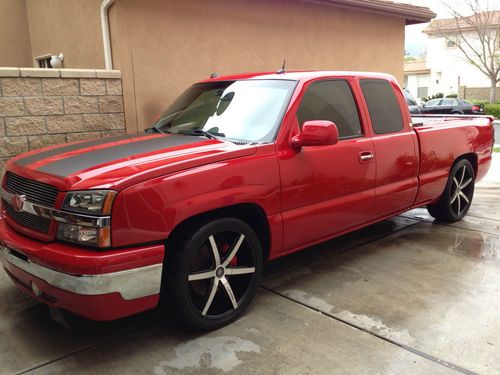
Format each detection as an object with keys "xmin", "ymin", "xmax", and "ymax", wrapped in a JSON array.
[
  {"xmin": 0, "ymin": 244, "xmax": 162, "ymax": 300},
  {"xmin": 0, "ymin": 186, "xmax": 110, "ymax": 228}
]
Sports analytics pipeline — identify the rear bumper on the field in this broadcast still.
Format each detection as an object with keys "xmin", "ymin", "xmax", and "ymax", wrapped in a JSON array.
[{"xmin": 0, "ymin": 216, "xmax": 165, "ymax": 320}]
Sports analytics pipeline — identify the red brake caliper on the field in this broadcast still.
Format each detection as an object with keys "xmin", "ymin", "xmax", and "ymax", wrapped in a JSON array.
[{"xmin": 222, "ymin": 243, "xmax": 238, "ymax": 266}]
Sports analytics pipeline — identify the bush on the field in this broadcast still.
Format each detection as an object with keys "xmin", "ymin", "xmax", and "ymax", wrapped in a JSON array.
[
  {"xmin": 471, "ymin": 100, "xmax": 489, "ymax": 106},
  {"xmin": 484, "ymin": 104, "xmax": 500, "ymax": 118},
  {"xmin": 446, "ymin": 93, "xmax": 458, "ymax": 98},
  {"xmin": 420, "ymin": 93, "xmax": 444, "ymax": 102}
]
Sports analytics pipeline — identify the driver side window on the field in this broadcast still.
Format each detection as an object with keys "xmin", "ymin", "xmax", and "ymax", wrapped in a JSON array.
[{"xmin": 297, "ymin": 80, "xmax": 363, "ymax": 139}]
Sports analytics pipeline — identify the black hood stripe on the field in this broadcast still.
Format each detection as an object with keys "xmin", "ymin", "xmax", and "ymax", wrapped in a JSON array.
[
  {"xmin": 15, "ymin": 134, "xmax": 141, "ymax": 167},
  {"xmin": 37, "ymin": 134, "xmax": 205, "ymax": 177}
]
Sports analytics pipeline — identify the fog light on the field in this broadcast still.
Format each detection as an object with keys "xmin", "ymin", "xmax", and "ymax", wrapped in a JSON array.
[
  {"xmin": 57, "ymin": 223, "xmax": 110, "ymax": 248},
  {"xmin": 31, "ymin": 281, "xmax": 42, "ymax": 297}
]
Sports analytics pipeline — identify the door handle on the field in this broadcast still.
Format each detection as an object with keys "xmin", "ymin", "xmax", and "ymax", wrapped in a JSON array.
[{"xmin": 359, "ymin": 152, "xmax": 374, "ymax": 163}]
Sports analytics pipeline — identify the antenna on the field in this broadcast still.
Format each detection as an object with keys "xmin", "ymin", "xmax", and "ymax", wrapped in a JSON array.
[
  {"xmin": 276, "ymin": 59, "xmax": 286, "ymax": 74},
  {"xmin": 210, "ymin": 72, "xmax": 219, "ymax": 79}
]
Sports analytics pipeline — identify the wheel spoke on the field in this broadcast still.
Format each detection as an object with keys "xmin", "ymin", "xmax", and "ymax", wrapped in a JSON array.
[
  {"xmin": 226, "ymin": 267, "xmax": 256, "ymax": 276},
  {"xmin": 459, "ymin": 191, "xmax": 470, "ymax": 204},
  {"xmin": 459, "ymin": 166, "xmax": 466, "ymax": 185},
  {"xmin": 220, "ymin": 277, "xmax": 238, "ymax": 309},
  {"xmin": 460, "ymin": 178, "xmax": 472, "ymax": 190},
  {"xmin": 208, "ymin": 235, "xmax": 221, "ymax": 267},
  {"xmin": 222, "ymin": 234, "xmax": 245, "ymax": 267},
  {"xmin": 188, "ymin": 270, "xmax": 215, "ymax": 281},
  {"xmin": 457, "ymin": 193, "xmax": 461, "ymax": 214},
  {"xmin": 450, "ymin": 193, "xmax": 458, "ymax": 204},
  {"xmin": 202, "ymin": 278, "xmax": 219, "ymax": 316},
  {"xmin": 453, "ymin": 177, "xmax": 460, "ymax": 190}
]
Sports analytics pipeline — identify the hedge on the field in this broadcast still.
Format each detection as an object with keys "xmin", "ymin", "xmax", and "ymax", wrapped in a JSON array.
[{"xmin": 484, "ymin": 104, "xmax": 500, "ymax": 118}]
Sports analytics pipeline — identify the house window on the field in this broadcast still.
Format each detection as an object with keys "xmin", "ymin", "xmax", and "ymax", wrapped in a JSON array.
[
  {"xmin": 34, "ymin": 54, "xmax": 53, "ymax": 68},
  {"xmin": 417, "ymin": 87, "xmax": 429, "ymax": 98},
  {"xmin": 446, "ymin": 37, "xmax": 458, "ymax": 49}
]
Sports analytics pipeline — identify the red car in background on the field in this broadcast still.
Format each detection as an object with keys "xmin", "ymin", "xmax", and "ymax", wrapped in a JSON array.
[{"xmin": 0, "ymin": 71, "xmax": 494, "ymax": 329}]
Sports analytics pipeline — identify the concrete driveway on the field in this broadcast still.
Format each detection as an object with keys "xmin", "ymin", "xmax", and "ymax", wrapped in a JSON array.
[{"xmin": 1, "ymin": 155, "xmax": 499, "ymax": 375}]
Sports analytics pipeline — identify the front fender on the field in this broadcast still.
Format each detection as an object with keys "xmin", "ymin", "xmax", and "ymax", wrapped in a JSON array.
[{"xmin": 111, "ymin": 147, "xmax": 281, "ymax": 248}]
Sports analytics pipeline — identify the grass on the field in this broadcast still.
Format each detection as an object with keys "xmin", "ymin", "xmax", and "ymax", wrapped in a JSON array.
[{"xmin": 494, "ymin": 147, "xmax": 500, "ymax": 153}]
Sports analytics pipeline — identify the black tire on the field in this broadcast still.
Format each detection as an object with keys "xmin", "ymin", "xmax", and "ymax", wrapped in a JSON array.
[
  {"xmin": 427, "ymin": 159, "xmax": 475, "ymax": 222},
  {"xmin": 165, "ymin": 217, "xmax": 262, "ymax": 330},
  {"xmin": 451, "ymin": 111, "xmax": 462, "ymax": 114}
]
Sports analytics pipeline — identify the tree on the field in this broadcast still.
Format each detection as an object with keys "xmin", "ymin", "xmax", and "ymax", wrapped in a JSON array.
[{"xmin": 431, "ymin": 1, "xmax": 500, "ymax": 103}]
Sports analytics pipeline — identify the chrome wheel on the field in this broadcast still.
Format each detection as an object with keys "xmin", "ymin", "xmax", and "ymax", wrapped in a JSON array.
[
  {"xmin": 187, "ymin": 231, "xmax": 257, "ymax": 318},
  {"xmin": 450, "ymin": 165, "xmax": 473, "ymax": 216},
  {"xmin": 427, "ymin": 158, "xmax": 475, "ymax": 223}
]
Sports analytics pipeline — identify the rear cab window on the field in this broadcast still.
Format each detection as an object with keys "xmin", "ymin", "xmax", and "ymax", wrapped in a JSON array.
[
  {"xmin": 297, "ymin": 80, "xmax": 363, "ymax": 139},
  {"xmin": 360, "ymin": 79, "xmax": 404, "ymax": 134}
]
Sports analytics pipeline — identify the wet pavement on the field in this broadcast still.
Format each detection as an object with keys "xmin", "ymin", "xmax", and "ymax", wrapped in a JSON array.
[{"xmin": 1, "ymin": 155, "xmax": 500, "ymax": 375}]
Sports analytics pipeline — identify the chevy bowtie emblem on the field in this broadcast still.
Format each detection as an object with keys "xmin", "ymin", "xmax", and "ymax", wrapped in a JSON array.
[{"xmin": 11, "ymin": 194, "xmax": 27, "ymax": 212}]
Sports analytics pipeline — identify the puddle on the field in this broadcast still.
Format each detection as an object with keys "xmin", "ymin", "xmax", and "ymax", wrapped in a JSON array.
[
  {"xmin": 282, "ymin": 289, "xmax": 414, "ymax": 345},
  {"xmin": 154, "ymin": 336, "xmax": 260, "ymax": 374}
]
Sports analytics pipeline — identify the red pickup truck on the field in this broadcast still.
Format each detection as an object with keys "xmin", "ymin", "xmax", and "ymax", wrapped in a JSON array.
[{"xmin": 0, "ymin": 71, "xmax": 494, "ymax": 329}]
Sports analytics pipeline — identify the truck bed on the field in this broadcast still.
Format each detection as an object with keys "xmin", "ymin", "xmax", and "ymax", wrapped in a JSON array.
[
  {"xmin": 411, "ymin": 114, "xmax": 494, "ymax": 206},
  {"xmin": 412, "ymin": 114, "xmax": 493, "ymax": 128}
]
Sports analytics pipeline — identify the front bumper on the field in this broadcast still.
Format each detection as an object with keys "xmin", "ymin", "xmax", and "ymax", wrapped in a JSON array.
[{"xmin": 0, "ymin": 216, "xmax": 165, "ymax": 320}]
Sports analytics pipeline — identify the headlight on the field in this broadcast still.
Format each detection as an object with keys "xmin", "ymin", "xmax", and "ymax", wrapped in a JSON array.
[
  {"xmin": 62, "ymin": 190, "xmax": 116, "ymax": 215},
  {"xmin": 58, "ymin": 190, "xmax": 116, "ymax": 248}
]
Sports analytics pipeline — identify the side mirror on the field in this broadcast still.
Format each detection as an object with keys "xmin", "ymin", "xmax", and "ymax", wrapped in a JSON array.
[{"xmin": 290, "ymin": 120, "xmax": 339, "ymax": 150}]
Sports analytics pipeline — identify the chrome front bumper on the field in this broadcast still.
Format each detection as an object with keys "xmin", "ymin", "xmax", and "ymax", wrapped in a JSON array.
[{"xmin": 0, "ymin": 244, "xmax": 163, "ymax": 300}]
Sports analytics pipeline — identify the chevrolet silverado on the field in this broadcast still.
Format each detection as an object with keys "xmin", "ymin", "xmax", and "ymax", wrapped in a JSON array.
[{"xmin": 0, "ymin": 71, "xmax": 494, "ymax": 329}]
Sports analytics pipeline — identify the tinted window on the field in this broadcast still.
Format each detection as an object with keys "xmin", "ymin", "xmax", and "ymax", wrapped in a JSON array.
[
  {"xmin": 440, "ymin": 99, "xmax": 457, "ymax": 106},
  {"xmin": 425, "ymin": 99, "xmax": 439, "ymax": 107},
  {"xmin": 297, "ymin": 80, "xmax": 362, "ymax": 139},
  {"xmin": 360, "ymin": 79, "xmax": 403, "ymax": 134},
  {"xmin": 403, "ymin": 90, "xmax": 417, "ymax": 106}
]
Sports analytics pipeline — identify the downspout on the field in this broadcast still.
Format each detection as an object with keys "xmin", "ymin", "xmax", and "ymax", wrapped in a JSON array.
[{"xmin": 100, "ymin": 0, "xmax": 116, "ymax": 69}]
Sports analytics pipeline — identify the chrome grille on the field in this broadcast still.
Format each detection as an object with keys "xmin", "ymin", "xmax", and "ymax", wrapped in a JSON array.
[
  {"xmin": 5, "ymin": 202, "xmax": 51, "ymax": 233},
  {"xmin": 5, "ymin": 172, "xmax": 59, "ymax": 207}
]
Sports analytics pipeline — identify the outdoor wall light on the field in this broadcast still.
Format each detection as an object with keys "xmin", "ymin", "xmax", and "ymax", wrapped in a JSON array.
[{"xmin": 50, "ymin": 53, "xmax": 64, "ymax": 68}]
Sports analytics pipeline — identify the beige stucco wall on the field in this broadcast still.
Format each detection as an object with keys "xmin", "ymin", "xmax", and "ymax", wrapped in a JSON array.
[
  {"xmin": 25, "ymin": 0, "xmax": 105, "ymax": 69},
  {"xmin": 0, "ymin": 0, "xmax": 32, "ymax": 67},
  {"xmin": 109, "ymin": 0, "xmax": 405, "ymax": 133}
]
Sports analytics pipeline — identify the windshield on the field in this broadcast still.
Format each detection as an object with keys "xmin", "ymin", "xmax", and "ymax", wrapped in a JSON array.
[{"xmin": 153, "ymin": 80, "xmax": 296, "ymax": 143}]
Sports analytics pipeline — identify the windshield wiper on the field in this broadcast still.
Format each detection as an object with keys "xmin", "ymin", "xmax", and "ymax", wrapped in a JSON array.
[
  {"xmin": 183, "ymin": 129, "xmax": 225, "ymax": 139},
  {"xmin": 145, "ymin": 127, "xmax": 169, "ymax": 134}
]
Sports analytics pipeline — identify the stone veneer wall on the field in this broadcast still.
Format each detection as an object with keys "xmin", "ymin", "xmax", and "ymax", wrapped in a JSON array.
[
  {"xmin": 0, "ymin": 68, "xmax": 125, "ymax": 170},
  {"xmin": 459, "ymin": 85, "xmax": 500, "ymax": 102}
]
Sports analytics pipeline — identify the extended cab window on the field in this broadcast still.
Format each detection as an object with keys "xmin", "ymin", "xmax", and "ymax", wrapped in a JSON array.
[
  {"xmin": 360, "ymin": 79, "xmax": 404, "ymax": 134},
  {"xmin": 297, "ymin": 80, "xmax": 362, "ymax": 139}
]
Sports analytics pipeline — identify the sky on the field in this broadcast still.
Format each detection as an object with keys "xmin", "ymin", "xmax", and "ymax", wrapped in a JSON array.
[{"xmin": 395, "ymin": 0, "xmax": 493, "ymax": 57}]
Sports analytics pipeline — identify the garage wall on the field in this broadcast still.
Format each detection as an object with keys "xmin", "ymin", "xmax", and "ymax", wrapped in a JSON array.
[
  {"xmin": 109, "ymin": 0, "xmax": 406, "ymax": 133},
  {"xmin": 0, "ymin": 0, "xmax": 32, "ymax": 67},
  {"xmin": 25, "ymin": 0, "xmax": 105, "ymax": 69}
]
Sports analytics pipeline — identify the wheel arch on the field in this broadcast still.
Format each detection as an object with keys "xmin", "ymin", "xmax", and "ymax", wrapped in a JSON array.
[
  {"xmin": 165, "ymin": 203, "xmax": 272, "ymax": 262},
  {"xmin": 456, "ymin": 152, "xmax": 478, "ymax": 179}
]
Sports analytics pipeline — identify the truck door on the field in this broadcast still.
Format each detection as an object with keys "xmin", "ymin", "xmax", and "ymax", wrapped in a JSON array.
[
  {"xmin": 278, "ymin": 79, "xmax": 376, "ymax": 252},
  {"xmin": 359, "ymin": 79, "xmax": 419, "ymax": 219}
]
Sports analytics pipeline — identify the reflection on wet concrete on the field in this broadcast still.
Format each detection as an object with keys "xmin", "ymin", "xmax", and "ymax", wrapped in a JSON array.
[{"xmin": 22, "ymin": 291, "xmax": 456, "ymax": 375}]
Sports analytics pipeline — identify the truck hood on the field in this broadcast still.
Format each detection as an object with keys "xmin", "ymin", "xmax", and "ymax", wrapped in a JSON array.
[{"xmin": 8, "ymin": 133, "xmax": 257, "ymax": 191}]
